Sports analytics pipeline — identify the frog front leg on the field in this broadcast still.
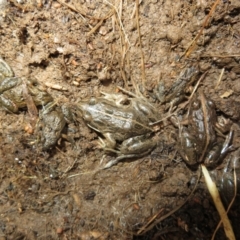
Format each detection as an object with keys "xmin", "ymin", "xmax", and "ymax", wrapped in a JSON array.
[
  {"xmin": 103, "ymin": 134, "xmax": 156, "ymax": 169},
  {"xmin": 99, "ymin": 132, "xmax": 117, "ymax": 150},
  {"xmin": 217, "ymin": 148, "xmax": 240, "ymax": 206},
  {"xmin": 0, "ymin": 77, "xmax": 23, "ymax": 112}
]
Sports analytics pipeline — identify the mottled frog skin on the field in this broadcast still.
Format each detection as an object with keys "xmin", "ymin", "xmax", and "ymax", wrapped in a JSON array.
[
  {"xmin": 176, "ymin": 91, "xmax": 233, "ymax": 168},
  {"xmin": 211, "ymin": 149, "xmax": 240, "ymax": 207},
  {"xmin": 0, "ymin": 57, "xmax": 69, "ymax": 150},
  {"xmin": 77, "ymin": 93, "xmax": 159, "ymax": 168},
  {"xmin": 155, "ymin": 66, "xmax": 199, "ymax": 109},
  {"xmin": 0, "ymin": 57, "xmax": 53, "ymax": 112},
  {"xmin": 1, "ymin": 56, "xmax": 235, "ymax": 173}
]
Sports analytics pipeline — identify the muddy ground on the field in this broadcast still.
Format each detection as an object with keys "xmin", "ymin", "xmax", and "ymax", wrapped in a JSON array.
[{"xmin": 0, "ymin": 0, "xmax": 240, "ymax": 239}]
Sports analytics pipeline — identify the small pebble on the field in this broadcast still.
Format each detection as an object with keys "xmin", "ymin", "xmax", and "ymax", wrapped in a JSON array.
[
  {"xmin": 166, "ymin": 25, "xmax": 182, "ymax": 44},
  {"xmin": 56, "ymin": 227, "xmax": 63, "ymax": 234},
  {"xmin": 99, "ymin": 26, "xmax": 108, "ymax": 36}
]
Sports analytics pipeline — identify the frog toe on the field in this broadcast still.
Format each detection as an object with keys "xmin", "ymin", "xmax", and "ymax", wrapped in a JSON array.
[
  {"xmin": 102, "ymin": 159, "xmax": 119, "ymax": 169},
  {"xmin": 220, "ymin": 129, "xmax": 234, "ymax": 156},
  {"xmin": 98, "ymin": 137, "xmax": 106, "ymax": 149}
]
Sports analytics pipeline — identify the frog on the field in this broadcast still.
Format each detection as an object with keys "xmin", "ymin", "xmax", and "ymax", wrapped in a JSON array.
[
  {"xmin": 0, "ymin": 57, "xmax": 53, "ymax": 112},
  {"xmin": 155, "ymin": 66, "xmax": 199, "ymax": 110},
  {"xmin": 218, "ymin": 157, "xmax": 240, "ymax": 207},
  {"xmin": 0, "ymin": 56, "xmax": 14, "ymax": 80},
  {"xmin": 36, "ymin": 103, "xmax": 67, "ymax": 150},
  {"xmin": 0, "ymin": 56, "xmax": 69, "ymax": 150},
  {"xmin": 0, "ymin": 77, "xmax": 54, "ymax": 113},
  {"xmin": 77, "ymin": 93, "xmax": 159, "ymax": 168},
  {"xmin": 175, "ymin": 90, "xmax": 233, "ymax": 168}
]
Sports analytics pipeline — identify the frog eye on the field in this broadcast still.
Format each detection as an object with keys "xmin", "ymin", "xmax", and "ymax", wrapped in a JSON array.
[
  {"xmin": 207, "ymin": 100, "xmax": 215, "ymax": 108},
  {"xmin": 83, "ymin": 111, "xmax": 92, "ymax": 122},
  {"xmin": 28, "ymin": 78, "xmax": 38, "ymax": 86},
  {"xmin": 89, "ymin": 97, "xmax": 96, "ymax": 105},
  {"xmin": 192, "ymin": 100, "xmax": 200, "ymax": 109}
]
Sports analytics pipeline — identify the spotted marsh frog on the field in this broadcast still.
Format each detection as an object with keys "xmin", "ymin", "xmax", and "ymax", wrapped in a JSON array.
[
  {"xmin": 175, "ymin": 91, "xmax": 233, "ymax": 168},
  {"xmin": 77, "ymin": 93, "xmax": 159, "ymax": 168}
]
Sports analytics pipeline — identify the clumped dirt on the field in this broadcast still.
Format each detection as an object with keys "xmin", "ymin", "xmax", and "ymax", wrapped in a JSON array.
[{"xmin": 0, "ymin": 0, "xmax": 240, "ymax": 239}]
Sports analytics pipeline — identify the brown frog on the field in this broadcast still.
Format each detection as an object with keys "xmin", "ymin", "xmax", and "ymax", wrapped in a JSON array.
[
  {"xmin": 155, "ymin": 66, "xmax": 199, "ymax": 110},
  {"xmin": 0, "ymin": 57, "xmax": 53, "ymax": 112},
  {"xmin": 36, "ymin": 103, "xmax": 68, "ymax": 150},
  {"xmin": 0, "ymin": 56, "xmax": 14, "ymax": 80},
  {"xmin": 0, "ymin": 77, "xmax": 54, "ymax": 113},
  {"xmin": 175, "ymin": 91, "xmax": 233, "ymax": 168},
  {"xmin": 77, "ymin": 93, "xmax": 159, "ymax": 168},
  {"xmin": 217, "ymin": 150, "xmax": 240, "ymax": 206},
  {"xmin": 0, "ymin": 57, "xmax": 69, "ymax": 150}
]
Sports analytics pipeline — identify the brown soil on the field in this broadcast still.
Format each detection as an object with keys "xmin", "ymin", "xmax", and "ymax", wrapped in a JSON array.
[{"xmin": 0, "ymin": 0, "xmax": 240, "ymax": 239}]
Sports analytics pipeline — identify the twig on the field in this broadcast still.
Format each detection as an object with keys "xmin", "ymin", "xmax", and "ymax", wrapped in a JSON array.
[
  {"xmin": 182, "ymin": 0, "xmax": 221, "ymax": 58},
  {"xmin": 215, "ymin": 68, "xmax": 225, "ymax": 89},
  {"xmin": 103, "ymin": 0, "xmax": 131, "ymax": 88},
  {"xmin": 201, "ymin": 164, "xmax": 236, "ymax": 240},
  {"xmin": 135, "ymin": 0, "xmax": 146, "ymax": 93},
  {"xmin": 211, "ymin": 160, "xmax": 238, "ymax": 239},
  {"xmin": 198, "ymin": 90, "xmax": 212, "ymax": 163},
  {"xmin": 201, "ymin": 54, "xmax": 240, "ymax": 58},
  {"xmin": 131, "ymin": 0, "xmax": 142, "ymax": 19},
  {"xmin": 103, "ymin": 0, "xmax": 130, "ymax": 45},
  {"xmin": 22, "ymin": 80, "xmax": 38, "ymax": 127},
  {"xmin": 148, "ymin": 110, "xmax": 178, "ymax": 126},
  {"xmin": 87, "ymin": 19, "xmax": 104, "ymax": 36},
  {"xmin": 187, "ymin": 70, "xmax": 208, "ymax": 104},
  {"xmin": 56, "ymin": 0, "xmax": 114, "ymax": 21}
]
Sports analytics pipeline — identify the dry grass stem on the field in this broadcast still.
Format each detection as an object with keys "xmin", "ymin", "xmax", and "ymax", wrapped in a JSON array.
[
  {"xmin": 211, "ymin": 163, "xmax": 237, "ymax": 240},
  {"xmin": 202, "ymin": 54, "xmax": 240, "ymax": 58},
  {"xmin": 103, "ymin": 1, "xmax": 131, "ymax": 88},
  {"xmin": 201, "ymin": 164, "xmax": 236, "ymax": 240},
  {"xmin": 135, "ymin": 0, "xmax": 146, "ymax": 92},
  {"xmin": 103, "ymin": 0, "xmax": 130, "ymax": 45},
  {"xmin": 57, "ymin": 0, "xmax": 113, "ymax": 20},
  {"xmin": 186, "ymin": 71, "xmax": 208, "ymax": 105},
  {"xmin": 87, "ymin": 19, "xmax": 104, "ymax": 36},
  {"xmin": 131, "ymin": 0, "xmax": 142, "ymax": 19},
  {"xmin": 215, "ymin": 68, "xmax": 225, "ymax": 89},
  {"xmin": 22, "ymin": 81, "xmax": 38, "ymax": 127},
  {"xmin": 183, "ymin": 0, "xmax": 221, "ymax": 58}
]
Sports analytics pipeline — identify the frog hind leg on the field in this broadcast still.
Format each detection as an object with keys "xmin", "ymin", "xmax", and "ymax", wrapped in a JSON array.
[
  {"xmin": 102, "ymin": 148, "xmax": 154, "ymax": 169},
  {"xmin": 0, "ymin": 57, "xmax": 15, "ymax": 78},
  {"xmin": 205, "ymin": 129, "xmax": 234, "ymax": 168},
  {"xmin": 0, "ymin": 95, "xmax": 19, "ymax": 112},
  {"xmin": 220, "ymin": 129, "xmax": 234, "ymax": 156},
  {"xmin": 100, "ymin": 133, "xmax": 117, "ymax": 150}
]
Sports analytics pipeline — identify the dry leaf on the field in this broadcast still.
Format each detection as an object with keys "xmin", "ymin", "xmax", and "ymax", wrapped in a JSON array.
[{"xmin": 220, "ymin": 90, "xmax": 233, "ymax": 98}]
